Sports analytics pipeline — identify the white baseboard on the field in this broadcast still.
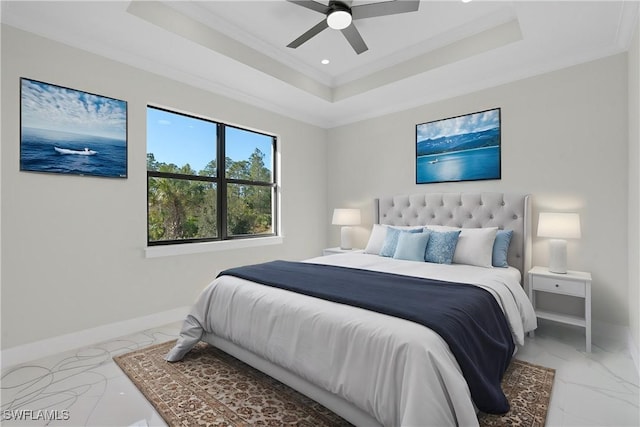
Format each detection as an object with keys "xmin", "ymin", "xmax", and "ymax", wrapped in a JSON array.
[
  {"xmin": 592, "ymin": 319, "xmax": 630, "ymax": 342},
  {"xmin": 0, "ymin": 306, "xmax": 190, "ymax": 369},
  {"xmin": 4, "ymin": 308, "xmax": 639, "ymax": 376},
  {"xmin": 592, "ymin": 320, "xmax": 640, "ymax": 374}
]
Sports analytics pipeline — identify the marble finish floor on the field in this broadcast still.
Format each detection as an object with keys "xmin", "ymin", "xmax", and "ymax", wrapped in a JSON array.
[{"xmin": 1, "ymin": 319, "xmax": 638, "ymax": 426}]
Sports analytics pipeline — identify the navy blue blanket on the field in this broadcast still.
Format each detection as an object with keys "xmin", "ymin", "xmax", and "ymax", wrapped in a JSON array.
[{"xmin": 218, "ymin": 260, "xmax": 514, "ymax": 414}]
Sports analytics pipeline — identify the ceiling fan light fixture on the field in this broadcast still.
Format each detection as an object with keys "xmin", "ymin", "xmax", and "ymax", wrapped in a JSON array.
[
  {"xmin": 286, "ymin": 0, "xmax": 420, "ymax": 54},
  {"xmin": 327, "ymin": 10, "xmax": 352, "ymax": 30}
]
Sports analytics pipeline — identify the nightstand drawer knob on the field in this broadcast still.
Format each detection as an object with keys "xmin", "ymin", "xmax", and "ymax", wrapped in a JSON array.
[{"xmin": 555, "ymin": 284, "xmax": 559, "ymax": 287}]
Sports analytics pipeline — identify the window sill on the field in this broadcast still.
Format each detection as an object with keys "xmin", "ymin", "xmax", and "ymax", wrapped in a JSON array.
[{"xmin": 144, "ymin": 236, "xmax": 284, "ymax": 258}]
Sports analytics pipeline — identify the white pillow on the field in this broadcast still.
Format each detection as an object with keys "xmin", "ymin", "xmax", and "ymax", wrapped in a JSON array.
[
  {"xmin": 426, "ymin": 225, "xmax": 498, "ymax": 268},
  {"xmin": 364, "ymin": 224, "xmax": 387, "ymax": 254},
  {"xmin": 364, "ymin": 224, "xmax": 425, "ymax": 255}
]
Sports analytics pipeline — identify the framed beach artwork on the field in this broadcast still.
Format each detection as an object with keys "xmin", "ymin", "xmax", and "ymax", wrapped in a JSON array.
[
  {"xmin": 20, "ymin": 78, "xmax": 128, "ymax": 178},
  {"xmin": 415, "ymin": 108, "xmax": 501, "ymax": 184}
]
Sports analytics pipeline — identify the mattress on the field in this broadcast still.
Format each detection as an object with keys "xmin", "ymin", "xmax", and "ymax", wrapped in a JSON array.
[{"xmin": 166, "ymin": 253, "xmax": 537, "ymax": 426}]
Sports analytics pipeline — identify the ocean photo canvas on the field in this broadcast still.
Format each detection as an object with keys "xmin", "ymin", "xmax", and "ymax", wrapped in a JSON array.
[
  {"xmin": 416, "ymin": 108, "xmax": 501, "ymax": 184},
  {"xmin": 20, "ymin": 78, "xmax": 127, "ymax": 178}
]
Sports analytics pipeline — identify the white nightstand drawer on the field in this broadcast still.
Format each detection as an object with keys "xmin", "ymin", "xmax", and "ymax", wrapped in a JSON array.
[{"xmin": 532, "ymin": 275, "xmax": 586, "ymax": 297}]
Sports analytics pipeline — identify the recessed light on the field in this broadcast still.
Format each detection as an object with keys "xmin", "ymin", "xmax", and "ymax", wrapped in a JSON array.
[
  {"xmin": 321, "ymin": 59, "xmax": 330, "ymax": 65},
  {"xmin": 462, "ymin": 0, "xmax": 472, "ymax": 3}
]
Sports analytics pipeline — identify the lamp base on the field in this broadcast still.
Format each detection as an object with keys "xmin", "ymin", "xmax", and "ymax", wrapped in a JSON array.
[
  {"xmin": 340, "ymin": 226, "xmax": 353, "ymax": 250},
  {"xmin": 548, "ymin": 239, "xmax": 568, "ymax": 274}
]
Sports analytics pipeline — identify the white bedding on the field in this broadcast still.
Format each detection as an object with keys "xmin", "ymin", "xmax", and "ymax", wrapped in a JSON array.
[{"xmin": 166, "ymin": 253, "xmax": 537, "ymax": 427}]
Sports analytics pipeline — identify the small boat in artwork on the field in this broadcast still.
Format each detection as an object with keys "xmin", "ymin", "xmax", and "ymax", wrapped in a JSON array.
[
  {"xmin": 54, "ymin": 146, "xmax": 97, "ymax": 156},
  {"xmin": 428, "ymin": 158, "xmax": 439, "ymax": 164}
]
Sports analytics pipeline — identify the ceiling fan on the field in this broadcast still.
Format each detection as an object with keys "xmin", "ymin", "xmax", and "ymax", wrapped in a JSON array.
[{"xmin": 286, "ymin": 0, "xmax": 420, "ymax": 55}]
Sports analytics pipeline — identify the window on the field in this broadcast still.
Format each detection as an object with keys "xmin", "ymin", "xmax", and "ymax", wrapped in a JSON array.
[{"xmin": 147, "ymin": 106, "xmax": 277, "ymax": 245}]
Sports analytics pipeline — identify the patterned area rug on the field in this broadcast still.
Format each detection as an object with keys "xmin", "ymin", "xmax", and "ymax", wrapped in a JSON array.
[
  {"xmin": 114, "ymin": 340, "xmax": 555, "ymax": 427},
  {"xmin": 478, "ymin": 359, "xmax": 555, "ymax": 427}
]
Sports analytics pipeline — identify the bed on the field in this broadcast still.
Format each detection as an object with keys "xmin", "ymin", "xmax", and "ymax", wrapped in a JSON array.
[{"xmin": 166, "ymin": 192, "xmax": 537, "ymax": 426}]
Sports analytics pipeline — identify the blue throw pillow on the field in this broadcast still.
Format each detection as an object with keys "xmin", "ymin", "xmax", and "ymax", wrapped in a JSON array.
[
  {"xmin": 379, "ymin": 227, "xmax": 423, "ymax": 257},
  {"xmin": 492, "ymin": 229, "xmax": 513, "ymax": 268},
  {"xmin": 425, "ymin": 230, "xmax": 461, "ymax": 264},
  {"xmin": 393, "ymin": 231, "xmax": 431, "ymax": 262}
]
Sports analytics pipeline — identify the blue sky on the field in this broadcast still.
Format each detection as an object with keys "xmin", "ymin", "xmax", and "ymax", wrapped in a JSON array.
[
  {"xmin": 147, "ymin": 108, "xmax": 273, "ymax": 173},
  {"xmin": 416, "ymin": 109, "xmax": 500, "ymax": 141},
  {"xmin": 21, "ymin": 79, "xmax": 126, "ymax": 140}
]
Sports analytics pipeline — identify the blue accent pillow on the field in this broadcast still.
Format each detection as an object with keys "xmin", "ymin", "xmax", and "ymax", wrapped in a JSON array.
[
  {"xmin": 425, "ymin": 230, "xmax": 461, "ymax": 264},
  {"xmin": 379, "ymin": 227, "xmax": 423, "ymax": 257},
  {"xmin": 492, "ymin": 229, "xmax": 513, "ymax": 268},
  {"xmin": 393, "ymin": 231, "xmax": 431, "ymax": 262}
]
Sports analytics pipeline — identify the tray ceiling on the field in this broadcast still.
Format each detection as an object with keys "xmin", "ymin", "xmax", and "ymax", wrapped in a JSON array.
[{"xmin": 2, "ymin": 1, "xmax": 637, "ymax": 128}]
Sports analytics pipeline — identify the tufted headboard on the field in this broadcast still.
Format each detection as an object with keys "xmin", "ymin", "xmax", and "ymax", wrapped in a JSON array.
[{"xmin": 374, "ymin": 192, "xmax": 531, "ymax": 280}]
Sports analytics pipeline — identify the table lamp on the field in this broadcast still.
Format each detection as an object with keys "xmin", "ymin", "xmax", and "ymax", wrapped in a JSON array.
[
  {"xmin": 537, "ymin": 212, "xmax": 581, "ymax": 274},
  {"xmin": 332, "ymin": 208, "xmax": 361, "ymax": 250}
]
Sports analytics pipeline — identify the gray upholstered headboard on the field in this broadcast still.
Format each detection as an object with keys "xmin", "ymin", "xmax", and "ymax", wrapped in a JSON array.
[{"xmin": 374, "ymin": 192, "xmax": 531, "ymax": 280}]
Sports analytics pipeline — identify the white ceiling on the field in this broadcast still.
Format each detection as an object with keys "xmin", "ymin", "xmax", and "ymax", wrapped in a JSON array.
[{"xmin": 2, "ymin": 1, "xmax": 638, "ymax": 128}]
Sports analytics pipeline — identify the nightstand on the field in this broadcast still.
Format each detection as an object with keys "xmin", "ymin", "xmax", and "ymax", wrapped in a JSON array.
[
  {"xmin": 528, "ymin": 266, "xmax": 592, "ymax": 352},
  {"xmin": 323, "ymin": 247, "xmax": 364, "ymax": 256}
]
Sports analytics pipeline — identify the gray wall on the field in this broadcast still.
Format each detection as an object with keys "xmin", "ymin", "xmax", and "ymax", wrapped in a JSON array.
[
  {"xmin": 628, "ymin": 15, "xmax": 639, "ymax": 364},
  {"xmin": 1, "ymin": 22, "xmax": 636, "ymax": 350},
  {"xmin": 1, "ymin": 25, "xmax": 328, "ymax": 349},
  {"xmin": 327, "ymin": 54, "xmax": 629, "ymax": 328}
]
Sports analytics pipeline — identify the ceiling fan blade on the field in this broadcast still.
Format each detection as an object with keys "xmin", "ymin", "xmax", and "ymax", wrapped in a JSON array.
[
  {"xmin": 286, "ymin": 0, "xmax": 330, "ymax": 15},
  {"xmin": 287, "ymin": 19, "xmax": 329, "ymax": 48},
  {"xmin": 352, "ymin": 0, "xmax": 420, "ymax": 20},
  {"xmin": 341, "ymin": 24, "xmax": 368, "ymax": 54}
]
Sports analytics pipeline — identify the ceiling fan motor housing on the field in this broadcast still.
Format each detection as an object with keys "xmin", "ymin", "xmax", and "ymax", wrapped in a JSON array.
[
  {"xmin": 287, "ymin": 0, "xmax": 420, "ymax": 54},
  {"xmin": 327, "ymin": 2, "xmax": 352, "ymax": 30}
]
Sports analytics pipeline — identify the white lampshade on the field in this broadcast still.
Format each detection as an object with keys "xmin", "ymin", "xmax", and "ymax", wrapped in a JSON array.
[
  {"xmin": 327, "ymin": 10, "xmax": 352, "ymax": 30},
  {"xmin": 537, "ymin": 212, "xmax": 581, "ymax": 239},
  {"xmin": 537, "ymin": 212, "xmax": 581, "ymax": 274},
  {"xmin": 332, "ymin": 208, "xmax": 361, "ymax": 226}
]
